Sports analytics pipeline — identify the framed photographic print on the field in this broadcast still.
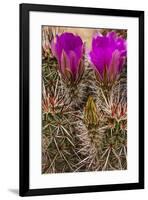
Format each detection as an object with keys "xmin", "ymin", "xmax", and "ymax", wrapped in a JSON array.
[{"xmin": 19, "ymin": 3, "xmax": 144, "ymax": 196}]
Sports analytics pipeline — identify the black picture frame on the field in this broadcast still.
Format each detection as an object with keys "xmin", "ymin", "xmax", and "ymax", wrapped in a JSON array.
[{"xmin": 19, "ymin": 3, "xmax": 144, "ymax": 197}]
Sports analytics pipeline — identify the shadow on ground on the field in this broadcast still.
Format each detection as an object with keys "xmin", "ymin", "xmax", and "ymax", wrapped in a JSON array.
[{"xmin": 8, "ymin": 189, "xmax": 19, "ymax": 196}]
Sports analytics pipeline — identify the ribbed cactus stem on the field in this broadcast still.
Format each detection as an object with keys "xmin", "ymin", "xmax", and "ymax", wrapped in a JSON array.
[{"xmin": 74, "ymin": 96, "xmax": 104, "ymax": 171}]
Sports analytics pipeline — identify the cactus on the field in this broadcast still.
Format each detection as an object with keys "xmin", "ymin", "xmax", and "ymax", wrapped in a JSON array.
[
  {"xmin": 42, "ymin": 30, "xmax": 81, "ymax": 173},
  {"xmin": 74, "ymin": 96, "xmax": 105, "ymax": 171},
  {"xmin": 42, "ymin": 27, "xmax": 127, "ymax": 173},
  {"xmin": 42, "ymin": 77, "xmax": 82, "ymax": 173},
  {"xmin": 93, "ymin": 79, "xmax": 127, "ymax": 171}
]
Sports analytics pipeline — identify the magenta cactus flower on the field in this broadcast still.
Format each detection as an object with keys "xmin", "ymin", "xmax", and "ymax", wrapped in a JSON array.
[
  {"xmin": 89, "ymin": 31, "xmax": 127, "ymax": 87},
  {"xmin": 51, "ymin": 32, "xmax": 84, "ymax": 85}
]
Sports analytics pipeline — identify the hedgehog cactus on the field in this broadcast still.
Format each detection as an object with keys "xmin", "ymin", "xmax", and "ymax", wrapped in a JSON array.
[
  {"xmin": 42, "ymin": 79, "xmax": 81, "ymax": 173},
  {"xmin": 75, "ymin": 96, "xmax": 105, "ymax": 171},
  {"xmin": 51, "ymin": 32, "xmax": 92, "ymax": 108},
  {"xmin": 42, "ymin": 28, "xmax": 127, "ymax": 173},
  {"xmin": 42, "ymin": 30, "xmax": 81, "ymax": 173},
  {"xmin": 97, "ymin": 84, "xmax": 127, "ymax": 170}
]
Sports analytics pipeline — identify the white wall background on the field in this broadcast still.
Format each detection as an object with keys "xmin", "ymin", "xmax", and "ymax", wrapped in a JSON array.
[{"xmin": 0, "ymin": 0, "xmax": 147, "ymax": 199}]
